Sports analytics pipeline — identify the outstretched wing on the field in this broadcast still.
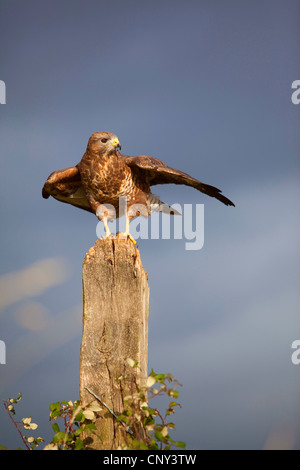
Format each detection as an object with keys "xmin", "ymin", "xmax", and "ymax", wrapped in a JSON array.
[
  {"xmin": 42, "ymin": 166, "xmax": 93, "ymax": 213},
  {"xmin": 121, "ymin": 154, "xmax": 235, "ymax": 207}
]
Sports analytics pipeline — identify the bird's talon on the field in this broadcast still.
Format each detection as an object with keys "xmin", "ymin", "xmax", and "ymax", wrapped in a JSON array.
[
  {"xmin": 128, "ymin": 235, "xmax": 137, "ymax": 245},
  {"xmin": 117, "ymin": 232, "xmax": 137, "ymax": 245}
]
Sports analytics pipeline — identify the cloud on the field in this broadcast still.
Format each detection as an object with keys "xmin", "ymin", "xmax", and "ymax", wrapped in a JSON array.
[
  {"xmin": 0, "ymin": 304, "xmax": 82, "ymax": 395},
  {"xmin": 0, "ymin": 258, "xmax": 69, "ymax": 312}
]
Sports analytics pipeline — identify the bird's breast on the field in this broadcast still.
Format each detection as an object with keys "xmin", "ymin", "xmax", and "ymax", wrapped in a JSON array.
[{"xmin": 79, "ymin": 154, "xmax": 137, "ymax": 202}]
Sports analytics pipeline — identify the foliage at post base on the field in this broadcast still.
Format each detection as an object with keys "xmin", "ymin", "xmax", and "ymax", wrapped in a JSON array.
[{"xmin": 1, "ymin": 364, "xmax": 185, "ymax": 451}]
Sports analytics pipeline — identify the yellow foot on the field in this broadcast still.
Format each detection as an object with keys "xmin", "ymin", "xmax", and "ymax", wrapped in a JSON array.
[{"xmin": 117, "ymin": 232, "xmax": 137, "ymax": 245}]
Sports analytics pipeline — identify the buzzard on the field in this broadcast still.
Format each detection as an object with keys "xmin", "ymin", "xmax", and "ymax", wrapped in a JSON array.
[{"xmin": 42, "ymin": 131, "xmax": 234, "ymax": 243}]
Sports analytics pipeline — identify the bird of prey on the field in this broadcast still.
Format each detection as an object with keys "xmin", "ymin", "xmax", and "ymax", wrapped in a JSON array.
[{"xmin": 42, "ymin": 131, "xmax": 234, "ymax": 243}]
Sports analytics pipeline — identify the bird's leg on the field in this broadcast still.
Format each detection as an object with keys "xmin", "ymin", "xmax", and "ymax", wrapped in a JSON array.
[
  {"xmin": 125, "ymin": 216, "xmax": 137, "ymax": 245},
  {"xmin": 93, "ymin": 201, "xmax": 115, "ymax": 240},
  {"xmin": 118, "ymin": 215, "xmax": 137, "ymax": 245},
  {"xmin": 103, "ymin": 217, "xmax": 111, "ymax": 238}
]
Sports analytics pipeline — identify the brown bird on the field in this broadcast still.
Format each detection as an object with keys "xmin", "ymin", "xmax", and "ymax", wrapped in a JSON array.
[{"xmin": 42, "ymin": 131, "xmax": 235, "ymax": 243}]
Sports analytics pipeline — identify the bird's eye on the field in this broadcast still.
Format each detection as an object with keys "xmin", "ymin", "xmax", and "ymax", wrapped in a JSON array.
[{"xmin": 101, "ymin": 138, "xmax": 108, "ymax": 143}]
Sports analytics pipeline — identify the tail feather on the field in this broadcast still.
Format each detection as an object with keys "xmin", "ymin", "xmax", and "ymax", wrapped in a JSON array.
[{"xmin": 148, "ymin": 194, "xmax": 181, "ymax": 215}]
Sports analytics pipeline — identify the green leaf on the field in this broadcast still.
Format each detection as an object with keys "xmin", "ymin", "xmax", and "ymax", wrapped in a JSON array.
[
  {"xmin": 154, "ymin": 374, "xmax": 166, "ymax": 382},
  {"xmin": 154, "ymin": 431, "xmax": 163, "ymax": 441},
  {"xmin": 52, "ymin": 432, "xmax": 66, "ymax": 444},
  {"xmin": 75, "ymin": 410, "xmax": 84, "ymax": 423},
  {"xmin": 49, "ymin": 402, "xmax": 61, "ymax": 418},
  {"xmin": 142, "ymin": 406, "xmax": 156, "ymax": 415},
  {"xmin": 75, "ymin": 438, "xmax": 83, "ymax": 450},
  {"xmin": 131, "ymin": 438, "xmax": 142, "ymax": 448},
  {"xmin": 138, "ymin": 441, "xmax": 149, "ymax": 450},
  {"xmin": 169, "ymin": 401, "xmax": 179, "ymax": 407},
  {"xmin": 174, "ymin": 441, "xmax": 186, "ymax": 449},
  {"xmin": 143, "ymin": 415, "xmax": 155, "ymax": 427},
  {"xmin": 117, "ymin": 414, "xmax": 128, "ymax": 423},
  {"xmin": 167, "ymin": 422, "xmax": 175, "ymax": 429},
  {"xmin": 149, "ymin": 439, "xmax": 159, "ymax": 450},
  {"xmin": 52, "ymin": 423, "xmax": 60, "ymax": 433},
  {"xmin": 65, "ymin": 433, "xmax": 74, "ymax": 445},
  {"xmin": 49, "ymin": 402, "xmax": 60, "ymax": 411},
  {"xmin": 74, "ymin": 426, "xmax": 83, "ymax": 436},
  {"xmin": 84, "ymin": 423, "xmax": 97, "ymax": 432}
]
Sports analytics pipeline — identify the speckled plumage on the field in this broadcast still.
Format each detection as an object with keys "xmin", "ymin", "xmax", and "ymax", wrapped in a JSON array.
[{"xmin": 42, "ymin": 131, "xmax": 235, "ymax": 226}]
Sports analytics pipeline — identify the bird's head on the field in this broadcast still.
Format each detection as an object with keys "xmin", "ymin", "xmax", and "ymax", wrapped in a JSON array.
[{"xmin": 87, "ymin": 131, "xmax": 121, "ymax": 154}]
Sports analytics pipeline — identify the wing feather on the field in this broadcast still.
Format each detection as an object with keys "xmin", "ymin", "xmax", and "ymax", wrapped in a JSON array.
[
  {"xmin": 121, "ymin": 154, "xmax": 235, "ymax": 207},
  {"xmin": 42, "ymin": 166, "xmax": 93, "ymax": 213}
]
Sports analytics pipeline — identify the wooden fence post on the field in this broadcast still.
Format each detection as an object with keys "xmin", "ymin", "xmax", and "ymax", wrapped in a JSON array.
[{"xmin": 80, "ymin": 238, "xmax": 149, "ymax": 450}]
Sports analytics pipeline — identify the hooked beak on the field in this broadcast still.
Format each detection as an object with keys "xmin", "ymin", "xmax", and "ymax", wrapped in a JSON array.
[{"xmin": 112, "ymin": 138, "xmax": 121, "ymax": 150}]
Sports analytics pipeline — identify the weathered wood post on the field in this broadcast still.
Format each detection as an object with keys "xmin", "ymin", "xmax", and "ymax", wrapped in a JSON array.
[{"xmin": 80, "ymin": 238, "xmax": 149, "ymax": 450}]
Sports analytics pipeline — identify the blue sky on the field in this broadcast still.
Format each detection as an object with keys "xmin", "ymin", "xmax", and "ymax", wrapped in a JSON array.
[{"xmin": 0, "ymin": 0, "xmax": 299, "ymax": 450}]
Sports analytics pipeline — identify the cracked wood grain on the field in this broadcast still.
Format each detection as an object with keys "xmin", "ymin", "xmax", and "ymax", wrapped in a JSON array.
[{"xmin": 79, "ymin": 238, "xmax": 149, "ymax": 449}]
